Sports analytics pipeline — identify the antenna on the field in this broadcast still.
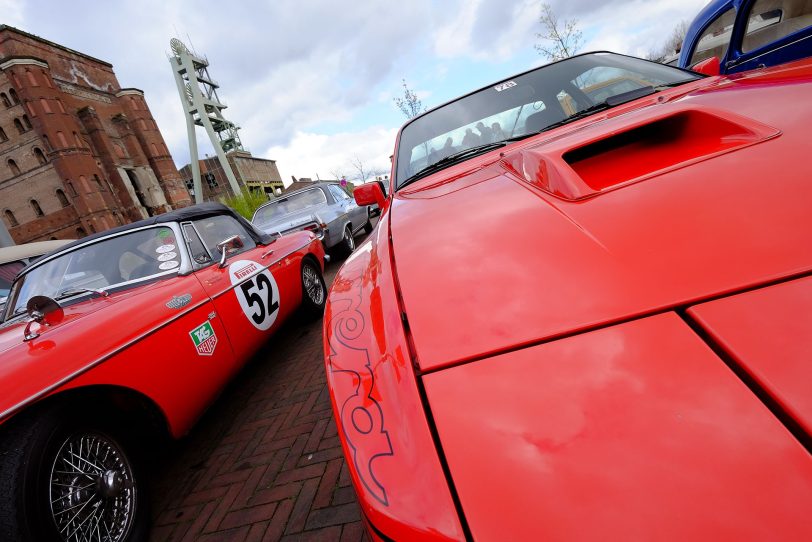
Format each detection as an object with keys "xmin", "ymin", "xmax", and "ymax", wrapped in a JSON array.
[{"xmin": 169, "ymin": 37, "xmax": 243, "ymax": 202}]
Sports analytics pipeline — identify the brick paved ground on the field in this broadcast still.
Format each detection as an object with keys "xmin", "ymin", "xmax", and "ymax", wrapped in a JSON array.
[{"xmin": 148, "ymin": 235, "xmax": 372, "ymax": 542}]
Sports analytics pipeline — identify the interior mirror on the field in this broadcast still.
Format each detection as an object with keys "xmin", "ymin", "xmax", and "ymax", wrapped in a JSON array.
[
  {"xmin": 24, "ymin": 295, "xmax": 64, "ymax": 341},
  {"xmin": 216, "ymin": 235, "xmax": 244, "ymax": 268},
  {"xmin": 692, "ymin": 56, "xmax": 721, "ymax": 76},
  {"xmin": 354, "ymin": 182, "xmax": 386, "ymax": 209}
]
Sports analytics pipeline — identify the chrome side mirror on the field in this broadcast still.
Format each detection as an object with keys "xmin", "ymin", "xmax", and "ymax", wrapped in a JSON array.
[
  {"xmin": 23, "ymin": 295, "xmax": 64, "ymax": 342},
  {"xmin": 216, "ymin": 235, "xmax": 244, "ymax": 268}
]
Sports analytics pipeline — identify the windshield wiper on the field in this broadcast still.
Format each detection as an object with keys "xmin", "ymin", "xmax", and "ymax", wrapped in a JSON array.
[
  {"xmin": 506, "ymin": 85, "xmax": 659, "ymax": 143},
  {"xmin": 400, "ymin": 141, "xmax": 507, "ymax": 189},
  {"xmin": 56, "ymin": 287, "xmax": 108, "ymax": 301}
]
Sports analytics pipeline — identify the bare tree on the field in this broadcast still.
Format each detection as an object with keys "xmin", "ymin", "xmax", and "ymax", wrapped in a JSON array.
[
  {"xmin": 349, "ymin": 155, "xmax": 387, "ymax": 184},
  {"xmin": 393, "ymin": 79, "xmax": 426, "ymax": 119},
  {"xmin": 328, "ymin": 167, "xmax": 347, "ymax": 182},
  {"xmin": 535, "ymin": 3, "xmax": 584, "ymax": 61},
  {"xmin": 646, "ymin": 20, "xmax": 689, "ymax": 62}
]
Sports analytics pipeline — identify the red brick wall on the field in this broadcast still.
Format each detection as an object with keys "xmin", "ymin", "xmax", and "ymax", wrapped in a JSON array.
[{"xmin": 0, "ymin": 27, "xmax": 190, "ymax": 244}]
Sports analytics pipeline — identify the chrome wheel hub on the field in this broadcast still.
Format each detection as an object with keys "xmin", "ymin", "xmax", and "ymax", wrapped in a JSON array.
[
  {"xmin": 303, "ymin": 266, "xmax": 324, "ymax": 305},
  {"xmin": 49, "ymin": 433, "xmax": 135, "ymax": 542}
]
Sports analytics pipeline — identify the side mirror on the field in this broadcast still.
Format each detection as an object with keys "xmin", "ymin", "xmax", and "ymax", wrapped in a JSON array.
[
  {"xmin": 354, "ymin": 183, "xmax": 386, "ymax": 209},
  {"xmin": 692, "ymin": 56, "xmax": 721, "ymax": 76},
  {"xmin": 23, "ymin": 295, "xmax": 64, "ymax": 341},
  {"xmin": 216, "ymin": 235, "xmax": 244, "ymax": 268}
]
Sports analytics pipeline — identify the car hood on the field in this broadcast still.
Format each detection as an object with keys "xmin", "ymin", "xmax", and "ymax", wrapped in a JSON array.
[{"xmin": 389, "ymin": 61, "xmax": 812, "ymax": 372}]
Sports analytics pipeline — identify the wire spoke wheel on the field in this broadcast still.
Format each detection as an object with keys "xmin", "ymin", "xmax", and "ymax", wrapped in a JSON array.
[
  {"xmin": 303, "ymin": 264, "xmax": 325, "ymax": 306},
  {"xmin": 49, "ymin": 432, "xmax": 136, "ymax": 542}
]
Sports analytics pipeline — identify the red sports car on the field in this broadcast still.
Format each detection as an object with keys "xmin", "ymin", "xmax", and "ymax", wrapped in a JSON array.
[
  {"xmin": 0, "ymin": 203, "xmax": 326, "ymax": 542},
  {"xmin": 324, "ymin": 52, "xmax": 812, "ymax": 540}
]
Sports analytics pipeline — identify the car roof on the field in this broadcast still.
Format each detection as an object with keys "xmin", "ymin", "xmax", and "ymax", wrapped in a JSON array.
[
  {"xmin": 0, "ymin": 239, "xmax": 72, "ymax": 265},
  {"xmin": 56, "ymin": 202, "xmax": 274, "ymax": 256}
]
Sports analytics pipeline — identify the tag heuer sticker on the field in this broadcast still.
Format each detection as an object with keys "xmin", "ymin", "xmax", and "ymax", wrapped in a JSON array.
[{"xmin": 190, "ymin": 321, "xmax": 217, "ymax": 356}]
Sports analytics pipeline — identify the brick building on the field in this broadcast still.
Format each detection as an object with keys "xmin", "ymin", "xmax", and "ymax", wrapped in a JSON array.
[
  {"xmin": 179, "ymin": 150, "xmax": 284, "ymax": 202},
  {"xmin": 0, "ymin": 25, "xmax": 191, "ymax": 244}
]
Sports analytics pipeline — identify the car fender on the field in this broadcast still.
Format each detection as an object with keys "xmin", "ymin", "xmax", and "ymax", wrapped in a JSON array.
[{"xmin": 323, "ymin": 213, "xmax": 464, "ymax": 541}]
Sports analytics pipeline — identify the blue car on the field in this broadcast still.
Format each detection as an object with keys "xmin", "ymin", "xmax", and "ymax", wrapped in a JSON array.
[{"xmin": 680, "ymin": 0, "xmax": 812, "ymax": 74}]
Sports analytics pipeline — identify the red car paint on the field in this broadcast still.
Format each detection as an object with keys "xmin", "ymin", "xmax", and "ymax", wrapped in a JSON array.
[
  {"xmin": 0, "ymin": 225, "xmax": 324, "ymax": 439},
  {"xmin": 324, "ymin": 57, "xmax": 812, "ymax": 540}
]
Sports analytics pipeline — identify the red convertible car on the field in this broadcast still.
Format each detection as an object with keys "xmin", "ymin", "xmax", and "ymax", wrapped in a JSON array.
[
  {"xmin": 324, "ymin": 52, "xmax": 812, "ymax": 540},
  {"xmin": 0, "ymin": 203, "xmax": 326, "ymax": 541}
]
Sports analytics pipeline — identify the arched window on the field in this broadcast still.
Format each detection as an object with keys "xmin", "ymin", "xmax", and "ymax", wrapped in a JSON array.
[
  {"xmin": 0, "ymin": 93, "xmax": 9, "ymax": 107},
  {"xmin": 42, "ymin": 134, "xmax": 51, "ymax": 151},
  {"xmin": 0, "ymin": 126, "xmax": 7, "ymax": 142},
  {"xmin": 76, "ymin": 227, "xmax": 86, "ymax": 237},
  {"xmin": 49, "ymin": 236, "xmax": 57, "ymax": 240},
  {"xmin": 14, "ymin": 118, "xmax": 25, "ymax": 134},
  {"xmin": 89, "ymin": 224, "xmax": 96, "ymax": 233},
  {"xmin": 21, "ymin": 114, "xmax": 31, "ymax": 130},
  {"xmin": 7, "ymin": 159, "xmax": 20, "ymax": 176},
  {"xmin": 55, "ymin": 99, "xmax": 66, "ymax": 114},
  {"xmin": 30, "ymin": 199, "xmax": 44, "ymax": 217},
  {"xmin": 9, "ymin": 88, "xmax": 19, "ymax": 104},
  {"xmin": 56, "ymin": 188, "xmax": 69, "ymax": 207},
  {"xmin": 25, "ymin": 102, "xmax": 36, "ymax": 117},
  {"xmin": 66, "ymin": 180, "xmax": 77, "ymax": 196},
  {"xmin": 56, "ymin": 131, "xmax": 68, "ymax": 148},
  {"xmin": 25, "ymin": 70, "xmax": 38, "ymax": 86},
  {"xmin": 150, "ymin": 142, "xmax": 159, "ymax": 156},
  {"xmin": 113, "ymin": 143, "xmax": 126, "ymax": 158},
  {"xmin": 42, "ymin": 70, "xmax": 53, "ymax": 89},
  {"xmin": 39, "ymin": 98, "xmax": 52, "ymax": 114},
  {"xmin": 93, "ymin": 174, "xmax": 105, "ymax": 191},
  {"xmin": 33, "ymin": 147, "xmax": 47, "ymax": 165},
  {"xmin": 138, "ymin": 118, "xmax": 147, "ymax": 130},
  {"xmin": 73, "ymin": 131, "xmax": 83, "ymax": 148},
  {"xmin": 4, "ymin": 209, "xmax": 18, "ymax": 227}
]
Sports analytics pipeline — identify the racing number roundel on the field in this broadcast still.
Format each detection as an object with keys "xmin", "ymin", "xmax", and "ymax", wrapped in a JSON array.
[{"xmin": 229, "ymin": 260, "xmax": 280, "ymax": 331}]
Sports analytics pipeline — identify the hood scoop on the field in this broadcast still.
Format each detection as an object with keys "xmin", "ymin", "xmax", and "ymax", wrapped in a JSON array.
[{"xmin": 502, "ymin": 107, "xmax": 780, "ymax": 201}]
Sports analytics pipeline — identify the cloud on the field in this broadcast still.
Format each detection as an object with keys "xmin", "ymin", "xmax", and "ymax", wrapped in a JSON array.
[
  {"xmin": 434, "ymin": 0, "xmax": 540, "ymax": 61},
  {"xmin": 266, "ymin": 126, "xmax": 397, "ymax": 185}
]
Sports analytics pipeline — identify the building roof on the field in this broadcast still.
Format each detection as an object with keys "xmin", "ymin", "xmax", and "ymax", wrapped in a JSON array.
[{"xmin": 0, "ymin": 25, "xmax": 113, "ymax": 68}]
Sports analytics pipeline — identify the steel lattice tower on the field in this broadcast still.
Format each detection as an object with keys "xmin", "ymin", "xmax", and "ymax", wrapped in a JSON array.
[{"xmin": 169, "ymin": 38, "xmax": 242, "ymax": 203}]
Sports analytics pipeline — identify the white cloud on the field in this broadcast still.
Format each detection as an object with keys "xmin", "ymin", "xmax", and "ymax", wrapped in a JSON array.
[
  {"xmin": 434, "ymin": 0, "xmax": 540, "ymax": 61},
  {"xmin": 0, "ymin": 0, "xmax": 25, "ymax": 26},
  {"xmin": 266, "ymin": 126, "xmax": 397, "ymax": 185}
]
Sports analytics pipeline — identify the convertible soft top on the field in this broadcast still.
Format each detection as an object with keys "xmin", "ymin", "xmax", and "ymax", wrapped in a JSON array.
[{"xmin": 54, "ymin": 203, "xmax": 275, "ymax": 256}]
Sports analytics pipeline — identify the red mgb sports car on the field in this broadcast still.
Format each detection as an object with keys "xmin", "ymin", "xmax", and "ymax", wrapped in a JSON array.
[
  {"xmin": 324, "ymin": 52, "xmax": 812, "ymax": 540},
  {"xmin": 0, "ymin": 203, "xmax": 326, "ymax": 542}
]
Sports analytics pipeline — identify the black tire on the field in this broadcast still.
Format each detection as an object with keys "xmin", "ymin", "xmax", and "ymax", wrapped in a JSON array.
[
  {"xmin": 300, "ymin": 259, "xmax": 327, "ymax": 320},
  {"xmin": 0, "ymin": 406, "xmax": 149, "ymax": 542},
  {"xmin": 339, "ymin": 225, "xmax": 355, "ymax": 257},
  {"xmin": 363, "ymin": 212, "xmax": 373, "ymax": 234}
]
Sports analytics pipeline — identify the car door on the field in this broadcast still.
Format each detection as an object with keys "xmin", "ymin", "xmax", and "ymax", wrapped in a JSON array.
[
  {"xmin": 727, "ymin": 0, "xmax": 812, "ymax": 73},
  {"xmin": 329, "ymin": 184, "xmax": 364, "ymax": 231},
  {"xmin": 181, "ymin": 215, "xmax": 298, "ymax": 365}
]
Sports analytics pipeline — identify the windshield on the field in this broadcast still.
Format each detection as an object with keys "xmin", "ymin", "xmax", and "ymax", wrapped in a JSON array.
[
  {"xmin": 254, "ymin": 189, "xmax": 327, "ymax": 225},
  {"xmin": 4, "ymin": 226, "xmax": 182, "ymax": 320},
  {"xmin": 395, "ymin": 52, "xmax": 700, "ymax": 189}
]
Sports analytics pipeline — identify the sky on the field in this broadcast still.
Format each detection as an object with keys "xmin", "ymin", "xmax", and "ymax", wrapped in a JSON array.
[{"xmin": 2, "ymin": 0, "xmax": 707, "ymax": 185}]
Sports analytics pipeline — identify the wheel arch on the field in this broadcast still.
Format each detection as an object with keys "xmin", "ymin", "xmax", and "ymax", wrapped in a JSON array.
[{"xmin": 2, "ymin": 384, "xmax": 173, "ymax": 449}]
